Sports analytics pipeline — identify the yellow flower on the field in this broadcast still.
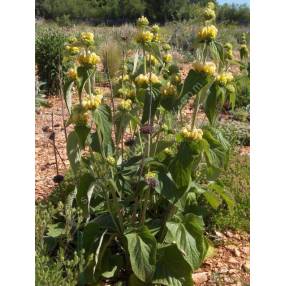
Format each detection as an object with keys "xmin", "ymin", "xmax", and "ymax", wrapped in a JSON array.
[
  {"xmin": 240, "ymin": 44, "xmax": 249, "ymax": 58},
  {"xmin": 80, "ymin": 32, "xmax": 94, "ymax": 45},
  {"xmin": 152, "ymin": 33, "xmax": 161, "ymax": 43},
  {"xmin": 216, "ymin": 72, "xmax": 234, "ymax": 85},
  {"xmin": 193, "ymin": 61, "xmax": 216, "ymax": 76},
  {"xmin": 224, "ymin": 42, "xmax": 233, "ymax": 50},
  {"xmin": 82, "ymin": 94, "xmax": 102, "ymax": 110},
  {"xmin": 163, "ymin": 43, "xmax": 171, "ymax": 51},
  {"xmin": 207, "ymin": 2, "xmax": 216, "ymax": 10},
  {"xmin": 135, "ymin": 74, "xmax": 149, "ymax": 86},
  {"xmin": 106, "ymin": 156, "xmax": 116, "ymax": 166},
  {"xmin": 170, "ymin": 74, "xmax": 182, "ymax": 85},
  {"xmin": 163, "ymin": 54, "xmax": 173, "ymax": 64},
  {"xmin": 160, "ymin": 82, "xmax": 177, "ymax": 97},
  {"xmin": 148, "ymin": 55, "xmax": 158, "ymax": 66},
  {"xmin": 151, "ymin": 24, "xmax": 160, "ymax": 33},
  {"xmin": 119, "ymin": 99, "xmax": 132, "ymax": 111},
  {"xmin": 145, "ymin": 171, "xmax": 156, "ymax": 180},
  {"xmin": 135, "ymin": 31, "xmax": 154, "ymax": 44},
  {"xmin": 198, "ymin": 25, "xmax": 218, "ymax": 41},
  {"xmin": 149, "ymin": 73, "xmax": 160, "ymax": 84},
  {"xmin": 78, "ymin": 52, "xmax": 101, "ymax": 67},
  {"xmin": 181, "ymin": 126, "xmax": 203, "ymax": 141},
  {"xmin": 67, "ymin": 68, "xmax": 77, "ymax": 80},
  {"xmin": 68, "ymin": 36, "xmax": 77, "ymax": 44},
  {"xmin": 203, "ymin": 8, "xmax": 216, "ymax": 20},
  {"xmin": 137, "ymin": 16, "xmax": 149, "ymax": 27},
  {"xmin": 226, "ymin": 84, "xmax": 235, "ymax": 94}
]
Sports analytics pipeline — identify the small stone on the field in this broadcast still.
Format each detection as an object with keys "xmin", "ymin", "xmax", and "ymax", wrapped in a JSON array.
[
  {"xmin": 228, "ymin": 257, "xmax": 238, "ymax": 264},
  {"xmin": 215, "ymin": 231, "xmax": 225, "ymax": 238},
  {"xmin": 219, "ymin": 267, "xmax": 228, "ymax": 274},
  {"xmin": 192, "ymin": 272, "xmax": 208, "ymax": 284},
  {"xmin": 242, "ymin": 246, "xmax": 250, "ymax": 255},
  {"xmin": 228, "ymin": 269, "xmax": 238, "ymax": 274},
  {"xmin": 242, "ymin": 261, "xmax": 250, "ymax": 273},
  {"xmin": 225, "ymin": 230, "xmax": 234, "ymax": 238},
  {"xmin": 233, "ymin": 248, "xmax": 241, "ymax": 257}
]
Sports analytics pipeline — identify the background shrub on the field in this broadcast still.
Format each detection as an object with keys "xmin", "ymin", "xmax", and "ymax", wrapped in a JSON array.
[{"xmin": 35, "ymin": 27, "xmax": 68, "ymax": 95}]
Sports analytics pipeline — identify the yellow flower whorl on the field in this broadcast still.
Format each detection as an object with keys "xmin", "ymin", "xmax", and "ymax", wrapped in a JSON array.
[
  {"xmin": 78, "ymin": 52, "xmax": 101, "ymax": 67},
  {"xmin": 216, "ymin": 72, "xmax": 234, "ymax": 86},
  {"xmin": 193, "ymin": 61, "xmax": 216, "ymax": 76},
  {"xmin": 135, "ymin": 31, "xmax": 154, "ymax": 44},
  {"xmin": 163, "ymin": 54, "xmax": 173, "ymax": 64},
  {"xmin": 119, "ymin": 99, "xmax": 132, "ymax": 111},
  {"xmin": 80, "ymin": 32, "xmax": 94, "ymax": 45},
  {"xmin": 67, "ymin": 68, "xmax": 77, "ymax": 80},
  {"xmin": 160, "ymin": 82, "xmax": 177, "ymax": 97},
  {"xmin": 137, "ymin": 16, "xmax": 149, "ymax": 27},
  {"xmin": 198, "ymin": 25, "xmax": 218, "ymax": 41},
  {"xmin": 181, "ymin": 126, "xmax": 203, "ymax": 141}
]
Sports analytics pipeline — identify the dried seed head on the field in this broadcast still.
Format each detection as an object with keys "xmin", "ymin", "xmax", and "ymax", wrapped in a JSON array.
[
  {"xmin": 140, "ymin": 124, "xmax": 154, "ymax": 134},
  {"xmin": 53, "ymin": 174, "xmax": 64, "ymax": 184}
]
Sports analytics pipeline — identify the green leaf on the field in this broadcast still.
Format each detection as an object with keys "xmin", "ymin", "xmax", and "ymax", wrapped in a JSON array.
[
  {"xmin": 125, "ymin": 226, "xmax": 157, "ymax": 283},
  {"xmin": 170, "ymin": 142, "xmax": 196, "ymax": 188},
  {"xmin": 77, "ymin": 66, "xmax": 90, "ymax": 97},
  {"xmin": 153, "ymin": 244, "xmax": 193, "ymax": 286},
  {"xmin": 177, "ymin": 70, "xmax": 209, "ymax": 108},
  {"xmin": 208, "ymin": 182, "xmax": 235, "ymax": 210},
  {"xmin": 155, "ymin": 172, "xmax": 184, "ymax": 205},
  {"xmin": 47, "ymin": 222, "xmax": 65, "ymax": 238},
  {"xmin": 93, "ymin": 104, "xmax": 113, "ymax": 155},
  {"xmin": 76, "ymin": 173, "xmax": 96, "ymax": 218},
  {"xmin": 83, "ymin": 220, "xmax": 102, "ymax": 253},
  {"xmin": 67, "ymin": 131, "xmax": 81, "ymax": 174},
  {"xmin": 150, "ymin": 140, "xmax": 174, "ymax": 156},
  {"xmin": 75, "ymin": 125, "xmax": 91, "ymax": 149},
  {"xmin": 205, "ymin": 83, "xmax": 226, "ymax": 125},
  {"xmin": 165, "ymin": 221, "xmax": 201, "ymax": 270},
  {"xmin": 203, "ymin": 191, "xmax": 221, "ymax": 209},
  {"xmin": 141, "ymin": 87, "xmax": 160, "ymax": 124}
]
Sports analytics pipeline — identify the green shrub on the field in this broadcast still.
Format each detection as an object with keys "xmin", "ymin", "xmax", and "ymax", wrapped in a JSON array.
[
  {"xmin": 204, "ymin": 151, "xmax": 250, "ymax": 232},
  {"xmin": 232, "ymin": 107, "xmax": 249, "ymax": 122},
  {"xmin": 36, "ymin": 27, "xmax": 68, "ymax": 95},
  {"xmin": 235, "ymin": 75, "xmax": 250, "ymax": 108},
  {"xmin": 219, "ymin": 120, "xmax": 250, "ymax": 146}
]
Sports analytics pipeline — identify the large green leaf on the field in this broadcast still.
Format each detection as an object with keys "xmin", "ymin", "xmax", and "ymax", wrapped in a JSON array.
[
  {"xmin": 155, "ymin": 172, "xmax": 184, "ymax": 205},
  {"xmin": 165, "ymin": 221, "xmax": 201, "ymax": 270},
  {"xmin": 170, "ymin": 142, "xmax": 198, "ymax": 188},
  {"xmin": 125, "ymin": 226, "xmax": 157, "ymax": 283},
  {"xmin": 177, "ymin": 70, "xmax": 209, "ymax": 109},
  {"xmin": 205, "ymin": 83, "xmax": 226, "ymax": 125},
  {"xmin": 141, "ymin": 87, "xmax": 160, "ymax": 124},
  {"xmin": 67, "ymin": 131, "xmax": 81, "ymax": 174},
  {"xmin": 75, "ymin": 125, "xmax": 91, "ymax": 149},
  {"xmin": 93, "ymin": 104, "xmax": 113, "ymax": 155},
  {"xmin": 208, "ymin": 182, "xmax": 234, "ymax": 210},
  {"xmin": 76, "ymin": 173, "xmax": 96, "ymax": 218},
  {"xmin": 153, "ymin": 244, "xmax": 193, "ymax": 286}
]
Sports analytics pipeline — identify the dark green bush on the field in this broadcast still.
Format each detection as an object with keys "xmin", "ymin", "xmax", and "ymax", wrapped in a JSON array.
[
  {"xmin": 235, "ymin": 75, "xmax": 250, "ymax": 108},
  {"xmin": 36, "ymin": 27, "xmax": 67, "ymax": 95}
]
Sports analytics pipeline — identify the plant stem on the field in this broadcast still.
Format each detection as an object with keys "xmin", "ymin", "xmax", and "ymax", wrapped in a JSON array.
[
  {"xmin": 140, "ymin": 188, "xmax": 150, "ymax": 225},
  {"xmin": 51, "ymin": 112, "xmax": 59, "ymax": 175}
]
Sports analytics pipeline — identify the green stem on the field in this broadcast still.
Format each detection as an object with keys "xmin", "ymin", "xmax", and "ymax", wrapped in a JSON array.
[{"xmin": 140, "ymin": 188, "xmax": 150, "ymax": 225}]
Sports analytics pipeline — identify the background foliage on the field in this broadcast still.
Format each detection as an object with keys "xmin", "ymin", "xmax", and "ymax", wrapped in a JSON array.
[{"xmin": 36, "ymin": 0, "xmax": 249, "ymax": 25}]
